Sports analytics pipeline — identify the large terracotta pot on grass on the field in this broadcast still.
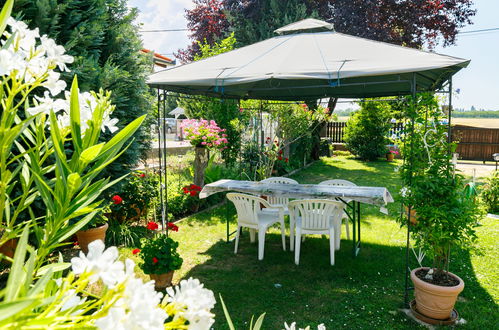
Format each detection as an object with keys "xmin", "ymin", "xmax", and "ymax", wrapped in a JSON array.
[
  {"xmin": 411, "ymin": 267, "xmax": 464, "ymax": 320},
  {"xmin": 76, "ymin": 223, "xmax": 109, "ymax": 254},
  {"xmin": 149, "ymin": 271, "xmax": 174, "ymax": 290}
]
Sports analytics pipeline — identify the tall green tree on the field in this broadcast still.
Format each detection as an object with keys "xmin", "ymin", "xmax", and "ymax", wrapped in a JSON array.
[{"xmin": 7, "ymin": 0, "xmax": 153, "ymax": 179}]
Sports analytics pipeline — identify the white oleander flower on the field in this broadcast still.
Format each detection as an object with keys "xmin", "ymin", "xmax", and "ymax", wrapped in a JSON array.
[
  {"xmin": 39, "ymin": 35, "xmax": 74, "ymax": 71},
  {"xmin": 284, "ymin": 323, "xmax": 326, "ymax": 330},
  {"xmin": 94, "ymin": 259, "xmax": 168, "ymax": 330},
  {"xmin": 102, "ymin": 115, "xmax": 119, "ymax": 133},
  {"xmin": 27, "ymin": 91, "xmax": 69, "ymax": 116},
  {"xmin": 0, "ymin": 48, "xmax": 25, "ymax": 76},
  {"xmin": 166, "ymin": 278, "xmax": 216, "ymax": 330},
  {"xmin": 43, "ymin": 71, "xmax": 67, "ymax": 96},
  {"xmin": 60, "ymin": 289, "xmax": 87, "ymax": 313},
  {"xmin": 71, "ymin": 240, "xmax": 124, "ymax": 287}
]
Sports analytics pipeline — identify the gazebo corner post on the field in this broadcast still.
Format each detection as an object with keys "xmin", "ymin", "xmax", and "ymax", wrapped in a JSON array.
[
  {"xmin": 156, "ymin": 88, "xmax": 166, "ymax": 235},
  {"xmin": 162, "ymin": 89, "xmax": 169, "ymax": 236},
  {"xmin": 447, "ymin": 78, "xmax": 453, "ymax": 144},
  {"xmin": 404, "ymin": 74, "xmax": 417, "ymax": 308}
]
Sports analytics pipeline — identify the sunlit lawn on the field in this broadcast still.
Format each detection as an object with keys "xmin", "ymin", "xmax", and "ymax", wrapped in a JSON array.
[{"xmin": 122, "ymin": 156, "xmax": 498, "ymax": 329}]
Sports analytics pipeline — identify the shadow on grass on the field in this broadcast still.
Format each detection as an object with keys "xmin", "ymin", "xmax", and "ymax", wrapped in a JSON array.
[{"xmin": 182, "ymin": 231, "xmax": 498, "ymax": 329}]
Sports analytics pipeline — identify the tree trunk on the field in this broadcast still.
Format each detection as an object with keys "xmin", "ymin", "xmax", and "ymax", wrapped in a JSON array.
[
  {"xmin": 194, "ymin": 147, "xmax": 209, "ymax": 187},
  {"xmin": 310, "ymin": 98, "xmax": 338, "ymax": 160}
]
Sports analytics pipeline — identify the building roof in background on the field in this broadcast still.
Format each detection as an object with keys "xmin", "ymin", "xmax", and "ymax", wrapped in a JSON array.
[{"xmin": 141, "ymin": 49, "xmax": 175, "ymax": 68}]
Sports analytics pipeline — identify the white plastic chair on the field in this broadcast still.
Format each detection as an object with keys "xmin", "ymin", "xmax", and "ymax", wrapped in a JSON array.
[
  {"xmin": 319, "ymin": 179, "xmax": 357, "ymax": 241},
  {"xmin": 227, "ymin": 193, "xmax": 286, "ymax": 260},
  {"xmin": 259, "ymin": 177, "xmax": 298, "ymax": 214},
  {"xmin": 288, "ymin": 199, "xmax": 344, "ymax": 266}
]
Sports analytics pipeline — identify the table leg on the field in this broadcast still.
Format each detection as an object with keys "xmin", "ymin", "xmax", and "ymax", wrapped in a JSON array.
[{"xmin": 352, "ymin": 201, "xmax": 361, "ymax": 256}]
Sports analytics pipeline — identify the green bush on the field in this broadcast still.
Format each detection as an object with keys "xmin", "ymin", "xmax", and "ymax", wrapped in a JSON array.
[
  {"xmin": 481, "ymin": 171, "xmax": 499, "ymax": 213},
  {"xmin": 344, "ymin": 101, "xmax": 392, "ymax": 160}
]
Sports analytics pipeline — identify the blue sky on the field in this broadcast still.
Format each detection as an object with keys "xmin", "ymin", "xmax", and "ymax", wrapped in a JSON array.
[{"xmin": 130, "ymin": 0, "xmax": 498, "ymax": 110}]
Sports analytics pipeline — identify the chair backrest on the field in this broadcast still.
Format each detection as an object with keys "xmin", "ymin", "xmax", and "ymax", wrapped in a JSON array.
[
  {"xmin": 260, "ymin": 177, "xmax": 298, "ymax": 206},
  {"xmin": 288, "ymin": 199, "xmax": 344, "ymax": 230},
  {"xmin": 319, "ymin": 179, "xmax": 357, "ymax": 187},
  {"xmin": 227, "ymin": 193, "xmax": 269, "ymax": 227}
]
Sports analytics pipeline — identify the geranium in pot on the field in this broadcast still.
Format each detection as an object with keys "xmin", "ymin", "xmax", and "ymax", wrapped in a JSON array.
[
  {"xmin": 136, "ymin": 224, "xmax": 182, "ymax": 290},
  {"xmin": 399, "ymin": 96, "xmax": 483, "ymax": 321},
  {"xmin": 75, "ymin": 212, "xmax": 109, "ymax": 254}
]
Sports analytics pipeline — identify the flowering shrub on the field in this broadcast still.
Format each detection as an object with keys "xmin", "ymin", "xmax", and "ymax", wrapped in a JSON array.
[
  {"xmin": 109, "ymin": 170, "xmax": 159, "ymax": 222},
  {"xmin": 180, "ymin": 118, "xmax": 228, "ymax": 149},
  {"xmin": 138, "ymin": 234, "xmax": 183, "ymax": 275},
  {"xmin": 182, "ymin": 183, "xmax": 203, "ymax": 196}
]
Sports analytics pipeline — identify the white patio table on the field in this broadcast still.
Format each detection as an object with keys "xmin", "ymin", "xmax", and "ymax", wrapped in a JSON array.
[{"xmin": 199, "ymin": 179, "xmax": 394, "ymax": 257}]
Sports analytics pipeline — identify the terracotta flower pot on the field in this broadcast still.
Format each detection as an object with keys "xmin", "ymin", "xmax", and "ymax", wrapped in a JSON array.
[
  {"xmin": 404, "ymin": 205, "xmax": 418, "ymax": 225},
  {"xmin": 386, "ymin": 153, "xmax": 395, "ymax": 161},
  {"xmin": 411, "ymin": 267, "xmax": 464, "ymax": 320},
  {"xmin": 76, "ymin": 223, "xmax": 109, "ymax": 254},
  {"xmin": 149, "ymin": 271, "xmax": 174, "ymax": 290},
  {"xmin": 0, "ymin": 238, "xmax": 18, "ymax": 263}
]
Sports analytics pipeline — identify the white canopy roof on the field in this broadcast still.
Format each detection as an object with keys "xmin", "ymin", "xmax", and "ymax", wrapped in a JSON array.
[{"xmin": 148, "ymin": 19, "xmax": 469, "ymax": 100}]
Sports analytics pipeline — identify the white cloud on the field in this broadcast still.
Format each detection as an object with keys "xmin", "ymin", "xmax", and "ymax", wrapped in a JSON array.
[{"xmin": 129, "ymin": 0, "xmax": 194, "ymax": 60}]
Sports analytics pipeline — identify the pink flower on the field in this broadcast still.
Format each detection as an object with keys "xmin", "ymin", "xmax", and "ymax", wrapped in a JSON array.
[{"xmin": 201, "ymin": 141, "xmax": 207, "ymax": 145}]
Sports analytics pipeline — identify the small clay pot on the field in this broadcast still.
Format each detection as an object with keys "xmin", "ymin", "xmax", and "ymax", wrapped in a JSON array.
[
  {"xmin": 386, "ymin": 153, "xmax": 395, "ymax": 161},
  {"xmin": 76, "ymin": 223, "xmax": 109, "ymax": 254},
  {"xmin": 411, "ymin": 267, "xmax": 464, "ymax": 320},
  {"xmin": 149, "ymin": 271, "xmax": 175, "ymax": 290},
  {"xmin": 0, "ymin": 238, "xmax": 18, "ymax": 263},
  {"xmin": 404, "ymin": 205, "xmax": 418, "ymax": 225}
]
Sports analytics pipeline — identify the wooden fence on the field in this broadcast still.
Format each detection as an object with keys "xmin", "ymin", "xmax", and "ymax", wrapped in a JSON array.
[
  {"xmin": 452, "ymin": 126, "xmax": 499, "ymax": 161},
  {"xmin": 322, "ymin": 122, "xmax": 499, "ymax": 161}
]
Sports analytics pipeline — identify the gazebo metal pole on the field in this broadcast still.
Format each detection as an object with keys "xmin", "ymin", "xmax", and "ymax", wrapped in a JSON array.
[
  {"xmin": 404, "ymin": 74, "xmax": 417, "ymax": 307},
  {"xmin": 156, "ymin": 89, "xmax": 165, "ymax": 234},
  {"xmin": 448, "ymin": 78, "xmax": 453, "ymax": 144},
  {"xmin": 162, "ymin": 90, "xmax": 168, "ymax": 235}
]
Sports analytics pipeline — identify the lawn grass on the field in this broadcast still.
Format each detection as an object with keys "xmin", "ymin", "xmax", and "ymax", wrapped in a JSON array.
[{"xmin": 122, "ymin": 156, "xmax": 498, "ymax": 329}]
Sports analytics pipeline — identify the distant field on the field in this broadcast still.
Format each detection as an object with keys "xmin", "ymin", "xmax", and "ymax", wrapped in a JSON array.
[
  {"xmin": 336, "ymin": 116, "xmax": 499, "ymax": 128},
  {"xmin": 451, "ymin": 117, "xmax": 499, "ymax": 128}
]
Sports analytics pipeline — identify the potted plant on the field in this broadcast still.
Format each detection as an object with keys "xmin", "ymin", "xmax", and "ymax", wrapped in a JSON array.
[
  {"xmin": 386, "ymin": 149, "xmax": 399, "ymax": 161},
  {"xmin": 136, "ymin": 222, "xmax": 182, "ymax": 290},
  {"xmin": 76, "ymin": 194, "xmax": 122, "ymax": 253},
  {"xmin": 399, "ymin": 96, "xmax": 484, "ymax": 321},
  {"xmin": 180, "ymin": 119, "xmax": 228, "ymax": 187},
  {"xmin": 76, "ymin": 213, "xmax": 109, "ymax": 254},
  {"xmin": 108, "ymin": 171, "xmax": 159, "ymax": 223}
]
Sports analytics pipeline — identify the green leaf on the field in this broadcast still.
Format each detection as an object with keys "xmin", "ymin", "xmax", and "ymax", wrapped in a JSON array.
[
  {"xmin": 5, "ymin": 226, "xmax": 29, "ymax": 301},
  {"xmin": 219, "ymin": 295, "xmax": 236, "ymax": 330},
  {"xmin": 0, "ymin": 299, "xmax": 38, "ymax": 323},
  {"xmin": 67, "ymin": 173, "xmax": 82, "ymax": 197},
  {"xmin": 69, "ymin": 77, "xmax": 83, "ymax": 155},
  {"xmin": 252, "ymin": 313, "xmax": 266, "ymax": 330},
  {"xmin": 0, "ymin": 0, "xmax": 13, "ymax": 36},
  {"xmin": 79, "ymin": 143, "xmax": 104, "ymax": 167}
]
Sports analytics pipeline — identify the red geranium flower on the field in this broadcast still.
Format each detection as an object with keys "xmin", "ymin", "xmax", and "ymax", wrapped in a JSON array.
[
  {"xmin": 278, "ymin": 150, "xmax": 283, "ymax": 155},
  {"xmin": 147, "ymin": 221, "xmax": 159, "ymax": 230},
  {"xmin": 132, "ymin": 248, "xmax": 141, "ymax": 255},
  {"xmin": 189, "ymin": 191, "xmax": 198, "ymax": 197},
  {"xmin": 167, "ymin": 222, "xmax": 179, "ymax": 232},
  {"xmin": 140, "ymin": 173, "xmax": 146, "ymax": 178},
  {"xmin": 285, "ymin": 158, "xmax": 289, "ymax": 163},
  {"xmin": 278, "ymin": 156, "xmax": 283, "ymax": 161},
  {"xmin": 111, "ymin": 195, "xmax": 123, "ymax": 205},
  {"xmin": 190, "ymin": 184, "xmax": 202, "ymax": 191},
  {"xmin": 152, "ymin": 257, "xmax": 159, "ymax": 264}
]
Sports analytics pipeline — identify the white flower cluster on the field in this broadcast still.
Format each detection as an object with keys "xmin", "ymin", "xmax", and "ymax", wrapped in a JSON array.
[
  {"xmin": 400, "ymin": 187, "xmax": 411, "ymax": 198},
  {"xmin": 284, "ymin": 322, "xmax": 326, "ymax": 330},
  {"xmin": 166, "ymin": 278, "xmax": 216, "ymax": 329},
  {"xmin": 1, "ymin": 18, "xmax": 72, "ymax": 92},
  {"xmin": 70, "ymin": 240, "xmax": 216, "ymax": 330},
  {"xmin": 1, "ymin": 18, "xmax": 119, "ymax": 135}
]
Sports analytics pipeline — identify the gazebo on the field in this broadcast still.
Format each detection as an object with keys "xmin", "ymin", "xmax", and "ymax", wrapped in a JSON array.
[{"xmin": 147, "ymin": 18, "xmax": 469, "ymax": 306}]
